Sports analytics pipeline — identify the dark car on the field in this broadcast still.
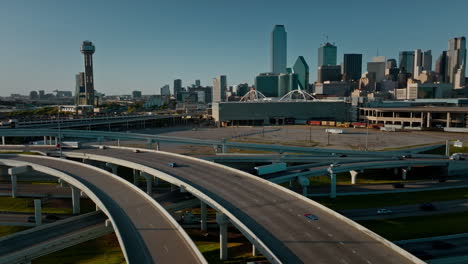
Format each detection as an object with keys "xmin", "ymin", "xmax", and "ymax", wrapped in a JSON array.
[
  {"xmin": 339, "ymin": 154, "xmax": 347, "ymax": 158},
  {"xmin": 168, "ymin": 162, "xmax": 177, "ymax": 168},
  {"xmin": 401, "ymin": 154, "xmax": 412, "ymax": 159},
  {"xmin": 45, "ymin": 214, "xmax": 60, "ymax": 221},
  {"xmin": 393, "ymin": 183, "xmax": 405, "ymax": 188},
  {"xmin": 420, "ymin": 203, "xmax": 436, "ymax": 211}
]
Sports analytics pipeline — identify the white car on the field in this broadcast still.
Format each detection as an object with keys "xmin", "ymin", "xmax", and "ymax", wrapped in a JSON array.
[{"xmin": 377, "ymin": 209, "xmax": 393, "ymax": 215}]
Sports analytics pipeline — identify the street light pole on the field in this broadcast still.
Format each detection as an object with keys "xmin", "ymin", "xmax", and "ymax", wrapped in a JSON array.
[{"xmin": 58, "ymin": 107, "xmax": 62, "ymax": 158}]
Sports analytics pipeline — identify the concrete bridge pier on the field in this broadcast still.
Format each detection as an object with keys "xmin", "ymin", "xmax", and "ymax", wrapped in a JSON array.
[
  {"xmin": 1, "ymin": 136, "xmax": 5, "ymax": 145},
  {"xmin": 43, "ymin": 136, "xmax": 47, "ymax": 145},
  {"xmin": 330, "ymin": 173, "xmax": 337, "ymax": 198},
  {"xmin": 349, "ymin": 170, "xmax": 359, "ymax": 184},
  {"xmin": 146, "ymin": 139, "xmax": 153, "ymax": 150},
  {"xmin": 298, "ymin": 176, "xmax": 310, "ymax": 196},
  {"xmin": 216, "ymin": 213, "xmax": 229, "ymax": 260},
  {"xmin": 97, "ymin": 136, "xmax": 104, "ymax": 146},
  {"xmin": 8, "ymin": 166, "xmax": 31, "ymax": 198},
  {"xmin": 252, "ymin": 244, "xmax": 260, "ymax": 256},
  {"xmin": 105, "ymin": 163, "xmax": 119, "ymax": 175},
  {"xmin": 71, "ymin": 186, "xmax": 81, "ymax": 214},
  {"xmin": 156, "ymin": 142, "xmax": 160, "ymax": 151},
  {"xmin": 140, "ymin": 172, "xmax": 153, "ymax": 196},
  {"xmin": 34, "ymin": 199, "xmax": 42, "ymax": 226},
  {"xmin": 200, "ymin": 201, "xmax": 207, "ymax": 231},
  {"xmin": 153, "ymin": 177, "xmax": 159, "ymax": 186},
  {"xmin": 133, "ymin": 169, "xmax": 139, "ymax": 186}
]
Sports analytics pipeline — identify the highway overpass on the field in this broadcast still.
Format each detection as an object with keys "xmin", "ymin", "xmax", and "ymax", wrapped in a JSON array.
[
  {"xmin": 0, "ymin": 211, "xmax": 112, "ymax": 264},
  {"xmin": 0, "ymin": 128, "xmax": 444, "ymax": 156},
  {"xmin": 58, "ymin": 146, "xmax": 422, "ymax": 264},
  {"xmin": 0, "ymin": 155, "xmax": 206, "ymax": 264}
]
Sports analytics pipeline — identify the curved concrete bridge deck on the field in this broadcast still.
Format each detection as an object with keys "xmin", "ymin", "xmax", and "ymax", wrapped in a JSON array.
[
  {"xmin": 65, "ymin": 147, "xmax": 422, "ymax": 264},
  {"xmin": 0, "ymin": 155, "xmax": 206, "ymax": 264}
]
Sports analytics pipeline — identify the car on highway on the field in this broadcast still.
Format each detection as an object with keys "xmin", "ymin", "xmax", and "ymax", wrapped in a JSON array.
[
  {"xmin": 133, "ymin": 149, "xmax": 140, "ymax": 153},
  {"xmin": 377, "ymin": 209, "xmax": 393, "ymax": 215},
  {"xmin": 330, "ymin": 163, "xmax": 340, "ymax": 168},
  {"xmin": 45, "ymin": 214, "xmax": 60, "ymax": 221},
  {"xmin": 393, "ymin": 183, "xmax": 405, "ymax": 188},
  {"xmin": 420, "ymin": 203, "xmax": 436, "ymax": 211},
  {"xmin": 450, "ymin": 153, "xmax": 468, "ymax": 160},
  {"xmin": 400, "ymin": 154, "xmax": 412, "ymax": 159},
  {"xmin": 168, "ymin": 162, "xmax": 178, "ymax": 168},
  {"xmin": 304, "ymin": 214, "xmax": 319, "ymax": 221}
]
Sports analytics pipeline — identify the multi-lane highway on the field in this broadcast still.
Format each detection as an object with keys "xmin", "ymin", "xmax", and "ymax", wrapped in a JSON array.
[
  {"xmin": 65, "ymin": 147, "xmax": 420, "ymax": 263},
  {"xmin": 0, "ymin": 155, "xmax": 205, "ymax": 264}
]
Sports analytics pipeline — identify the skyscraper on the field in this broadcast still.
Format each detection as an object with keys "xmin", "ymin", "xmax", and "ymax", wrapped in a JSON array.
[
  {"xmin": 77, "ymin": 41, "xmax": 96, "ymax": 105},
  {"xmin": 318, "ymin": 42, "xmax": 337, "ymax": 66},
  {"xmin": 343, "ymin": 54, "xmax": 362, "ymax": 81},
  {"xmin": 436, "ymin": 51, "xmax": 447, "ymax": 83},
  {"xmin": 271, "ymin": 25, "xmax": 287, "ymax": 74},
  {"xmin": 174, "ymin": 79, "xmax": 183, "ymax": 101},
  {"xmin": 447, "ymin": 37, "xmax": 466, "ymax": 86},
  {"xmin": 367, "ymin": 57, "xmax": 386, "ymax": 83},
  {"xmin": 317, "ymin": 65, "xmax": 341, "ymax": 83},
  {"xmin": 414, "ymin": 49, "xmax": 432, "ymax": 79},
  {"xmin": 160, "ymin": 85, "xmax": 170, "ymax": 96},
  {"xmin": 293, "ymin": 56, "xmax": 309, "ymax": 91},
  {"xmin": 212, "ymin": 75, "xmax": 227, "ymax": 102},
  {"xmin": 399, "ymin": 51, "xmax": 415, "ymax": 75}
]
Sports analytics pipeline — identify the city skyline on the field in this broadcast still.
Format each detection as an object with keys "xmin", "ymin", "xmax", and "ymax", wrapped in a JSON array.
[{"xmin": 1, "ymin": 0, "xmax": 468, "ymax": 96}]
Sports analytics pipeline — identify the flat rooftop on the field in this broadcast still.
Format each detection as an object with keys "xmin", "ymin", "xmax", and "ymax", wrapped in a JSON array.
[{"xmin": 360, "ymin": 106, "xmax": 468, "ymax": 112}]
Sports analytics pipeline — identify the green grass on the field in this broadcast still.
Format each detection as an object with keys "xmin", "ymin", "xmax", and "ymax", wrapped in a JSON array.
[
  {"xmin": 195, "ymin": 241, "xmax": 265, "ymax": 264},
  {"xmin": 359, "ymin": 211, "xmax": 468, "ymax": 241},
  {"xmin": 0, "ymin": 151, "xmax": 40, "ymax": 155},
  {"xmin": 0, "ymin": 226, "xmax": 30, "ymax": 237},
  {"xmin": 33, "ymin": 233, "xmax": 126, "ymax": 264},
  {"xmin": 423, "ymin": 145, "xmax": 468, "ymax": 155},
  {"xmin": 378, "ymin": 142, "xmax": 442, "ymax": 152},
  {"xmin": 313, "ymin": 188, "xmax": 468, "ymax": 210},
  {"xmin": 0, "ymin": 197, "xmax": 96, "ymax": 214}
]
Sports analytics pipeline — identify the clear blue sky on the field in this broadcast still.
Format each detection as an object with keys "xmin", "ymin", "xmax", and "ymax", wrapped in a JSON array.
[{"xmin": 1, "ymin": 0, "xmax": 467, "ymax": 96}]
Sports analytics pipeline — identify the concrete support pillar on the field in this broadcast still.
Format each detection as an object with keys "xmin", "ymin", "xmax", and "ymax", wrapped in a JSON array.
[
  {"xmin": 156, "ymin": 142, "xmax": 160, "ymax": 151},
  {"xmin": 54, "ymin": 137, "xmax": 58, "ymax": 145},
  {"xmin": 97, "ymin": 137, "xmax": 104, "ymax": 145},
  {"xmin": 252, "ymin": 244, "xmax": 260, "ymax": 256},
  {"xmin": 133, "ymin": 169, "xmax": 139, "ymax": 186},
  {"xmin": 1, "ymin": 136, "xmax": 5, "ymax": 145},
  {"xmin": 71, "ymin": 186, "xmax": 81, "ymax": 214},
  {"xmin": 147, "ymin": 139, "xmax": 153, "ymax": 150},
  {"xmin": 216, "ymin": 213, "xmax": 229, "ymax": 261},
  {"xmin": 153, "ymin": 177, "xmax": 159, "ymax": 186},
  {"xmin": 350, "ymin": 170, "xmax": 359, "ymax": 185},
  {"xmin": 34, "ymin": 199, "xmax": 42, "ymax": 225},
  {"xmin": 10, "ymin": 173, "xmax": 17, "ymax": 198},
  {"xmin": 447, "ymin": 112, "xmax": 451, "ymax": 128},
  {"xmin": 105, "ymin": 163, "xmax": 119, "ymax": 175},
  {"xmin": 289, "ymin": 179, "xmax": 293, "ymax": 188},
  {"xmin": 43, "ymin": 136, "xmax": 47, "ymax": 145},
  {"xmin": 298, "ymin": 176, "xmax": 310, "ymax": 196},
  {"xmin": 402, "ymin": 168, "xmax": 407, "ymax": 180},
  {"xmin": 140, "ymin": 172, "xmax": 152, "ymax": 196},
  {"xmin": 330, "ymin": 173, "xmax": 336, "ymax": 198},
  {"xmin": 200, "ymin": 201, "xmax": 207, "ymax": 231},
  {"xmin": 49, "ymin": 136, "xmax": 53, "ymax": 145}
]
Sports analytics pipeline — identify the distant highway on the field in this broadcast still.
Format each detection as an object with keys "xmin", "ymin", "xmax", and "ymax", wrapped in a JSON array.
[
  {"xmin": 64, "ymin": 147, "xmax": 420, "ymax": 263},
  {"xmin": 340, "ymin": 199, "xmax": 468, "ymax": 220},
  {"xmin": 0, "ymin": 155, "xmax": 205, "ymax": 264}
]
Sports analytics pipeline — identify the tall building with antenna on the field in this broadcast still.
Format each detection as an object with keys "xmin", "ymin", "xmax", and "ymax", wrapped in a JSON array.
[
  {"xmin": 76, "ymin": 41, "xmax": 96, "ymax": 105},
  {"xmin": 318, "ymin": 42, "xmax": 337, "ymax": 66}
]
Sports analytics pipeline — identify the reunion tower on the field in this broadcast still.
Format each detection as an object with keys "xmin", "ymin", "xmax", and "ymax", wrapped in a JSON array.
[{"xmin": 79, "ymin": 41, "xmax": 96, "ymax": 105}]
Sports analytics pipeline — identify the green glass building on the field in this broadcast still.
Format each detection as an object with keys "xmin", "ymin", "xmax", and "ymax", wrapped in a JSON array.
[{"xmin": 293, "ymin": 56, "xmax": 309, "ymax": 91}]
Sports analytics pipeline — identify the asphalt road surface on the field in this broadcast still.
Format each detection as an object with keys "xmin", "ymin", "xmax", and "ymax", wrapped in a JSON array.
[
  {"xmin": 0, "ymin": 155, "xmax": 204, "ymax": 264},
  {"xmin": 70, "ymin": 147, "xmax": 417, "ymax": 264}
]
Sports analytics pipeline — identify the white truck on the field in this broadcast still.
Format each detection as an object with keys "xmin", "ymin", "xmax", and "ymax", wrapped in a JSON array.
[
  {"xmin": 58, "ymin": 141, "xmax": 81, "ymax": 149},
  {"xmin": 254, "ymin": 162, "xmax": 287, "ymax": 175},
  {"xmin": 325, "ymin": 128, "xmax": 343, "ymax": 134},
  {"xmin": 450, "ymin": 153, "xmax": 468, "ymax": 160}
]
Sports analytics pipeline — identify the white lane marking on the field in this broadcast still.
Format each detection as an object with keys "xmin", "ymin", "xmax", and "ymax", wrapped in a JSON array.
[
  {"xmin": 339, "ymin": 241, "xmax": 344, "ymax": 245},
  {"xmin": 366, "ymin": 260, "xmax": 372, "ymax": 264}
]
